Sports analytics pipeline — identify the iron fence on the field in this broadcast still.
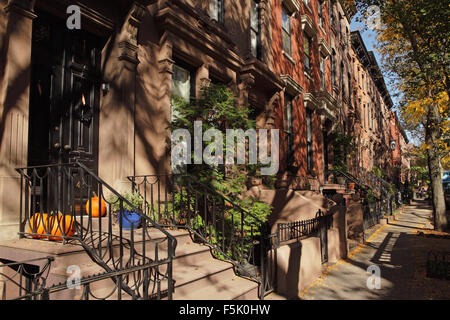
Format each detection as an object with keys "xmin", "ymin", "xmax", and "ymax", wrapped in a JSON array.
[
  {"xmin": 128, "ymin": 174, "xmax": 273, "ymax": 299},
  {"xmin": 363, "ymin": 200, "xmax": 384, "ymax": 230},
  {"xmin": 275, "ymin": 209, "xmax": 333, "ymax": 245},
  {"xmin": 14, "ymin": 162, "xmax": 176, "ymax": 300},
  {"xmin": 0, "ymin": 256, "xmax": 54, "ymax": 300}
]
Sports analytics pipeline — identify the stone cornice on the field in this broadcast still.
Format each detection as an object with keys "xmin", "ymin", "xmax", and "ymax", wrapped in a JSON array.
[
  {"xmin": 318, "ymin": 38, "xmax": 332, "ymax": 58},
  {"xmin": 303, "ymin": 92, "xmax": 320, "ymax": 110},
  {"xmin": 155, "ymin": 6, "xmax": 242, "ymax": 71},
  {"xmin": 301, "ymin": 14, "xmax": 318, "ymax": 37},
  {"xmin": 241, "ymin": 58, "xmax": 284, "ymax": 93},
  {"xmin": 4, "ymin": 1, "xmax": 37, "ymax": 19},
  {"xmin": 282, "ymin": 0, "xmax": 301, "ymax": 15},
  {"xmin": 281, "ymin": 74, "xmax": 304, "ymax": 97}
]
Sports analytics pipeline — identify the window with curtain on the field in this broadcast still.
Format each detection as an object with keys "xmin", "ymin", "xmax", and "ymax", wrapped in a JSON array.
[
  {"xmin": 282, "ymin": 7, "xmax": 292, "ymax": 56},
  {"xmin": 306, "ymin": 108, "xmax": 314, "ymax": 172},
  {"xmin": 304, "ymin": 33, "xmax": 312, "ymax": 75},
  {"xmin": 250, "ymin": 0, "xmax": 261, "ymax": 59},
  {"xmin": 210, "ymin": 0, "xmax": 224, "ymax": 24}
]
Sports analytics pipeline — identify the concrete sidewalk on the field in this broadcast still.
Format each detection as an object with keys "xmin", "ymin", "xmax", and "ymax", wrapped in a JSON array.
[{"xmin": 266, "ymin": 200, "xmax": 450, "ymax": 300}]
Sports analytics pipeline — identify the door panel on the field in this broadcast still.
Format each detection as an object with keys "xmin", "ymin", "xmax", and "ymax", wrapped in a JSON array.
[{"xmin": 29, "ymin": 10, "xmax": 103, "ymax": 175}]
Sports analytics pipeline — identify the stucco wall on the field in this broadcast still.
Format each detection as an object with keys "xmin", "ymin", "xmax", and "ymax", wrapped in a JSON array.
[{"xmin": 270, "ymin": 237, "xmax": 322, "ymax": 299}]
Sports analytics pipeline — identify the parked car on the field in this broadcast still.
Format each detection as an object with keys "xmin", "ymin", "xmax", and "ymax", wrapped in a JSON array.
[{"xmin": 443, "ymin": 171, "xmax": 450, "ymax": 209}]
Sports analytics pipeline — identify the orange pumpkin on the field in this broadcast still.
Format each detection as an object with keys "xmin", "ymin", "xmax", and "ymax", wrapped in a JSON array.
[
  {"xmin": 85, "ymin": 196, "xmax": 106, "ymax": 217},
  {"xmin": 27, "ymin": 213, "xmax": 52, "ymax": 239},
  {"xmin": 48, "ymin": 214, "xmax": 76, "ymax": 241}
]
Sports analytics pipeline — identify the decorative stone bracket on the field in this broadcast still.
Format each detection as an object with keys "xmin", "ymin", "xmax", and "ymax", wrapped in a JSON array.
[
  {"xmin": 118, "ymin": 2, "xmax": 148, "ymax": 64},
  {"xmin": 281, "ymin": 74, "xmax": 303, "ymax": 98},
  {"xmin": 4, "ymin": 0, "xmax": 37, "ymax": 19},
  {"xmin": 301, "ymin": 14, "xmax": 318, "ymax": 38},
  {"xmin": 282, "ymin": 0, "xmax": 300, "ymax": 15}
]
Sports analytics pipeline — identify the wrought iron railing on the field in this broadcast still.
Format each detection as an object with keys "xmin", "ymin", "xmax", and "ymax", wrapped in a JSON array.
[
  {"xmin": 275, "ymin": 209, "xmax": 333, "ymax": 246},
  {"xmin": 326, "ymin": 169, "xmax": 370, "ymax": 192},
  {"xmin": 128, "ymin": 174, "xmax": 273, "ymax": 299},
  {"xmin": 15, "ymin": 162, "xmax": 177, "ymax": 300},
  {"xmin": 363, "ymin": 200, "xmax": 384, "ymax": 230},
  {"xmin": 0, "ymin": 256, "xmax": 54, "ymax": 300}
]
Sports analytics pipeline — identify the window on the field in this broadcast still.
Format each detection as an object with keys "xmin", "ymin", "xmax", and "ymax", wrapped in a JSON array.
[
  {"xmin": 318, "ymin": 1, "xmax": 324, "ymax": 29},
  {"xmin": 306, "ymin": 108, "xmax": 314, "ymax": 172},
  {"xmin": 338, "ymin": 12, "xmax": 342, "ymax": 36},
  {"xmin": 340, "ymin": 62, "xmax": 344, "ymax": 97},
  {"xmin": 282, "ymin": 7, "xmax": 292, "ymax": 56},
  {"xmin": 171, "ymin": 63, "xmax": 195, "ymax": 174},
  {"xmin": 320, "ymin": 57, "xmax": 325, "ymax": 90},
  {"xmin": 363, "ymin": 104, "xmax": 366, "ymax": 128},
  {"xmin": 303, "ymin": 33, "xmax": 312, "ymax": 75},
  {"xmin": 285, "ymin": 95, "xmax": 294, "ymax": 161},
  {"xmin": 330, "ymin": 3, "xmax": 335, "ymax": 29},
  {"xmin": 250, "ymin": 0, "xmax": 262, "ymax": 59},
  {"xmin": 210, "ymin": 0, "xmax": 224, "ymax": 24},
  {"xmin": 172, "ymin": 63, "xmax": 195, "ymax": 120},
  {"xmin": 331, "ymin": 50, "xmax": 336, "ymax": 86},
  {"xmin": 348, "ymin": 72, "xmax": 352, "ymax": 105}
]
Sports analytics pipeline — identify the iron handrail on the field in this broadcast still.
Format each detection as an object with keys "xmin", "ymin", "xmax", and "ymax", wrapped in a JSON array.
[
  {"xmin": 327, "ymin": 169, "xmax": 370, "ymax": 191},
  {"xmin": 14, "ymin": 162, "xmax": 176, "ymax": 300},
  {"xmin": 127, "ymin": 173, "xmax": 273, "ymax": 299}
]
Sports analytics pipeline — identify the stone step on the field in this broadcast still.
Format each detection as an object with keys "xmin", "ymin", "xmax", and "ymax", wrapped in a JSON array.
[
  {"xmin": 0, "ymin": 228, "xmax": 259, "ymax": 300},
  {"xmin": 174, "ymin": 271, "xmax": 259, "ymax": 300}
]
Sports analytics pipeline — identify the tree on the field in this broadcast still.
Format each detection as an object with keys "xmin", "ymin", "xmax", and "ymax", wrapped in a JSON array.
[{"xmin": 355, "ymin": 0, "xmax": 449, "ymax": 230}]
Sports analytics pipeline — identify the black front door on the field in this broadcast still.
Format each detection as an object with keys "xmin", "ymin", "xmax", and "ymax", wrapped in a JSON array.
[{"xmin": 28, "ymin": 10, "xmax": 103, "ymax": 173}]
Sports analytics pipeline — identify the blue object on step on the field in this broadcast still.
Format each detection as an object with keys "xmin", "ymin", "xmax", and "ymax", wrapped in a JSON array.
[{"xmin": 119, "ymin": 210, "xmax": 141, "ymax": 230}]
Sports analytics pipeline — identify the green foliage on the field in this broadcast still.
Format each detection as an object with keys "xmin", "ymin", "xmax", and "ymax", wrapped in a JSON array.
[
  {"xmin": 170, "ymin": 83, "xmax": 273, "ymax": 260},
  {"xmin": 370, "ymin": 166, "xmax": 384, "ymax": 178},
  {"xmin": 109, "ymin": 192, "xmax": 144, "ymax": 213},
  {"xmin": 366, "ymin": 189, "xmax": 376, "ymax": 202},
  {"xmin": 330, "ymin": 130, "xmax": 355, "ymax": 173}
]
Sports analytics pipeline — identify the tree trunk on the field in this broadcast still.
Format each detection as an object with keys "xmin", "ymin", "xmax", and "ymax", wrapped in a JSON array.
[{"xmin": 425, "ymin": 105, "xmax": 448, "ymax": 231}]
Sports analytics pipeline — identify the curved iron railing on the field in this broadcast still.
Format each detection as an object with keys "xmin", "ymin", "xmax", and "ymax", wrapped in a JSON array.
[
  {"xmin": 326, "ymin": 169, "xmax": 370, "ymax": 191},
  {"xmin": 128, "ymin": 174, "xmax": 273, "ymax": 299},
  {"xmin": 0, "ymin": 256, "xmax": 54, "ymax": 300},
  {"xmin": 15, "ymin": 162, "xmax": 177, "ymax": 300}
]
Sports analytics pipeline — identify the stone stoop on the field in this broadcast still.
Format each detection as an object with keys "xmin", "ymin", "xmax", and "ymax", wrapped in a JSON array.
[{"xmin": 0, "ymin": 227, "xmax": 258, "ymax": 300}]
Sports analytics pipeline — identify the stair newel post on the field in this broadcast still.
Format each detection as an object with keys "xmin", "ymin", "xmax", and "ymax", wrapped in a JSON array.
[
  {"xmin": 230, "ymin": 210, "xmax": 234, "ymax": 257},
  {"xmin": 222, "ymin": 200, "xmax": 225, "ymax": 254},
  {"xmin": 212, "ymin": 198, "xmax": 216, "ymax": 247},
  {"xmin": 97, "ymin": 188, "xmax": 103, "ymax": 250},
  {"xmin": 70, "ymin": 167, "xmax": 76, "ymax": 238},
  {"xmin": 167, "ymin": 238, "xmax": 174, "ymax": 300},
  {"xmin": 117, "ymin": 275, "xmax": 122, "ymax": 300},
  {"xmin": 19, "ymin": 170, "xmax": 26, "ymax": 239},
  {"xmin": 119, "ymin": 200, "xmax": 124, "ymax": 269},
  {"xmin": 108, "ymin": 202, "xmax": 113, "ymax": 259},
  {"xmin": 240, "ymin": 209, "xmax": 244, "ymax": 262},
  {"xmin": 155, "ymin": 242, "xmax": 161, "ymax": 300},
  {"xmin": 30, "ymin": 169, "xmax": 37, "ymax": 233},
  {"xmin": 259, "ymin": 228, "xmax": 265, "ymax": 300},
  {"xmin": 153, "ymin": 176, "xmax": 157, "ymax": 223}
]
